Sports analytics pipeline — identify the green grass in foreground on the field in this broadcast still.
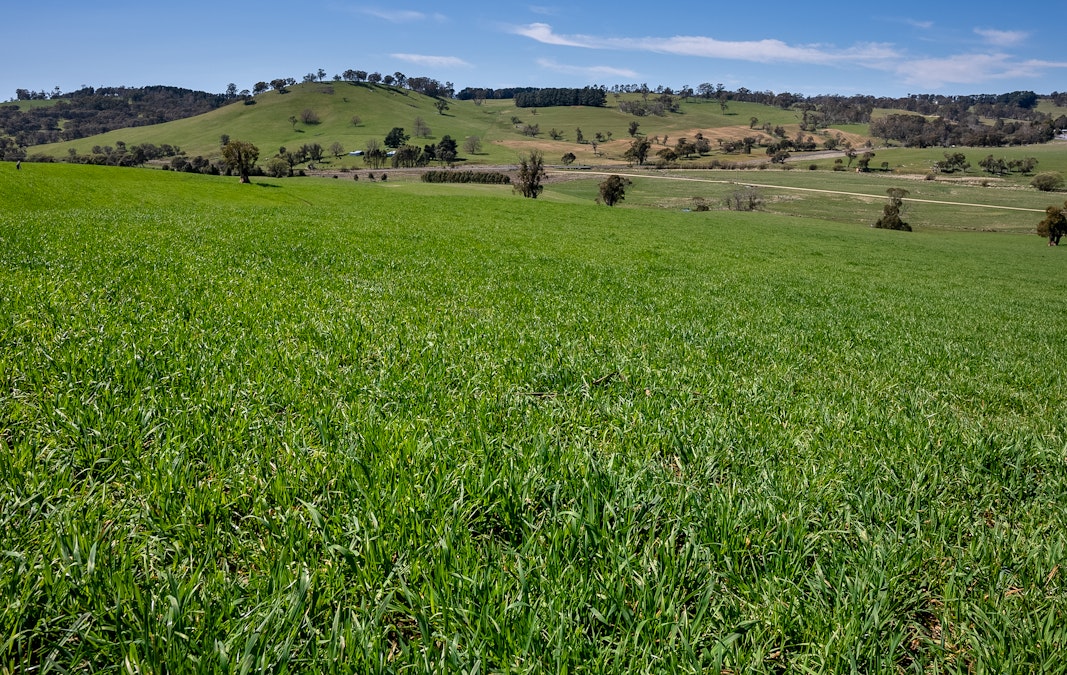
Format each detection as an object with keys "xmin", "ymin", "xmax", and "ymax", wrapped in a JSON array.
[{"xmin": 1, "ymin": 164, "xmax": 1066, "ymax": 673}]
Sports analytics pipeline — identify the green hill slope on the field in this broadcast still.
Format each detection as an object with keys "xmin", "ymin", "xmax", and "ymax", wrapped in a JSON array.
[{"xmin": 31, "ymin": 83, "xmax": 840, "ymax": 167}]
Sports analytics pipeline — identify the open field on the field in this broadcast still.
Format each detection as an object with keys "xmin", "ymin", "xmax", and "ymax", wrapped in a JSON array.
[
  {"xmin": 542, "ymin": 167, "xmax": 1058, "ymax": 233},
  {"xmin": 797, "ymin": 143, "xmax": 1067, "ymax": 184},
  {"xmin": 2, "ymin": 163, "xmax": 1066, "ymax": 672}
]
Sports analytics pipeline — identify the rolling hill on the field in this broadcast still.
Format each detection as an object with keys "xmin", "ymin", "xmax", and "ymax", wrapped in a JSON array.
[{"xmin": 28, "ymin": 82, "xmax": 856, "ymax": 168}]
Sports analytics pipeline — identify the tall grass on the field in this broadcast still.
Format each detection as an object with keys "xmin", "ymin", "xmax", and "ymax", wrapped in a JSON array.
[{"xmin": 1, "ymin": 164, "xmax": 1065, "ymax": 673}]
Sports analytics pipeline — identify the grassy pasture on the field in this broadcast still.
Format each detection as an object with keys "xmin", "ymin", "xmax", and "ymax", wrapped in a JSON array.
[
  {"xmin": 1, "ymin": 163, "xmax": 1066, "ymax": 672},
  {"xmin": 548, "ymin": 168, "xmax": 1055, "ymax": 233},
  {"xmin": 798, "ymin": 143, "xmax": 1067, "ymax": 185}
]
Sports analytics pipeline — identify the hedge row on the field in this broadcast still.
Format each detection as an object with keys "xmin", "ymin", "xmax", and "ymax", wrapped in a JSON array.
[{"xmin": 421, "ymin": 170, "xmax": 511, "ymax": 184}]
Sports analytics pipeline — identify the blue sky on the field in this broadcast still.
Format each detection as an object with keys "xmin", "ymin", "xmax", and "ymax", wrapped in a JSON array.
[{"xmin": 5, "ymin": 1, "xmax": 1066, "ymax": 101}]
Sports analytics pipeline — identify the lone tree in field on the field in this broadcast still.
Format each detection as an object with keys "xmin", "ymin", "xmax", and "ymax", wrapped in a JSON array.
[
  {"xmin": 597, "ymin": 175, "xmax": 632, "ymax": 206},
  {"xmin": 221, "ymin": 140, "xmax": 259, "ymax": 183},
  {"xmin": 624, "ymin": 137, "xmax": 652, "ymax": 166},
  {"xmin": 1037, "ymin": 202, "xmax": 1067, "ymax": 245},
  {"xmin": 463, "ymin": 135, "xmax": 482, "ymax": 154},
  {"xmin": 873, "ymin": 187, "xmax": 911, "ymax": 231},
  {"xmin": 385, "ymin": 127, "xmax": 409, "ymax": 149},
  {"xmin": 514, "ymin": 151, "xmax": 546, "ymax": 199}
]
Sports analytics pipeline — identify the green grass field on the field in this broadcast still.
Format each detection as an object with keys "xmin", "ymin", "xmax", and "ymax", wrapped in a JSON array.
[
  {"xmin": 545, "ymin": 168, "xmax": 1058, "ymax": 233},
  {"xmin": 2, "ymin": 163, "xmax": 1066, "ymax": 673}
]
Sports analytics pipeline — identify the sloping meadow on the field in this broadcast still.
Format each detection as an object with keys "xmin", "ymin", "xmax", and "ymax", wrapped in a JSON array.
[{"xmin": 2, "ymin": 165, "xmax": 1065, "ymax": 672}]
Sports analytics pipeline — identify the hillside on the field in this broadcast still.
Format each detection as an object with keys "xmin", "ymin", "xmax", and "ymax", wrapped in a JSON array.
[
  {"xmin": 28, "ymin": 82, "xmax": 853, "ymax": 168},
  {"xmin": 1, "ymin": 86, "xmax": 230, "ymax": 145}
]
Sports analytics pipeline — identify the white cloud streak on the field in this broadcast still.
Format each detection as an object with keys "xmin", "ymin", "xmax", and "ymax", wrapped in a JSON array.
[
  {"xmin": 511, "ymin": 22, "xmax": 1067, "ymax": 89},
  {"xmin": 358, "ymin": 7, "xmax": 445, "ymax": 23},
  {"xmin": 893, "ymin": 53, "xmax": 1064, "ymax": 88},
  {"xmin": 974, "ymin": 28, "xmax": 1028, "ymax": 47},
  {"xmin": 511, "ymin": 23, "xmax": 897, "ymax": 65},
  {"xmin": 535, "ymin": 58, "xmax": 638, "ymax": 79},
  {"xmin": 390, "ymin": 53, "xmax": 471, "ymax": 68}
]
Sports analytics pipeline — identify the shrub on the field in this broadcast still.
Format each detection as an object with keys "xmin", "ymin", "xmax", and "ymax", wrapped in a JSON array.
[
  {"xmin": 726, "ymin": 187, "xmax": 762, "ymax": 211},
  {"xmin": 266, "ymin": 156, "xmax": 289, "ymax": 178},
  {"xmin": 1031, "ymin": 172, "xmax": 1065, "ymax": 192}
]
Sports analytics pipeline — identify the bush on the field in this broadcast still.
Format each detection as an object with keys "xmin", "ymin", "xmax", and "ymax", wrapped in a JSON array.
[
  {"xmin": 726, "ymin": 187, "xmax": 763, "ymax": 211},
  {"xmin": 1031, "ymin": 172, "xmax": 1065, "ymax": 192},
  {"xmin": 266, "ymin": 156, "xmax": 289, "ymax": 178}
]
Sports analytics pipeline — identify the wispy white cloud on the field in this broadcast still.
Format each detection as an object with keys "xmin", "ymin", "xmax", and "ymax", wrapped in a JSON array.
[
  {"xmin": 974, "ymin": 28, "xmax": 1028, "ymax": 47},
  {"xmin": 391, "ymin": 53, "xmax": 471, "ymax": 68},
  {"xmin": 512, "ymin": 23, "xmax": 588, "ymax": 47},
  {"xmin": 893, "ymin": 53, "xmax": 1064, "ymax": 88},
  {"xmin": 536, "ymin": 58, "xmax": 638, "ymax": 79},
  {"xmin": 512, "ymin": 21, "xmax": 1067, "ymax": 89},
  {"xmin": 906, "ymin": 19, "xmax": 934, "ymax": 30},
  {"xmin": 529, "ymin": 5, "xmax": 559, "ymax": 15},
  {"xmin": 357, "ymin": 7, "xmax": 445, "ymax": 23},
  {"xmin": 511, "ymin": 23, "xmax": 898, "ymax": 65}
]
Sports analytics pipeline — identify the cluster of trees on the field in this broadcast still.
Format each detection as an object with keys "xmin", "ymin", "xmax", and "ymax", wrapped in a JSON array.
[
  {"xmin": 513, "ymin": 88, "xmax": 607, "ymax": 108},
  {"xmin": 263, "ymin": 143, "xmax": 330, "ymax": 177},
  {"xmin": 933, "ymin": 152, "xmax": 971, "ymax": 173},
  {"xmin": 1, "ymin": 86, "xmax": 229, "ymax": 146},
  {"xmin": 977, "ymin": 154, "xmax": 1038, "ymax": 176},
  {"xmin": 357, "ymin": 130, "xmax": 460, "ymax": 169},
  {"xmin": 455, "ymin": 87, "xmax": 539, "ymax": 102},
  {"xmin": 870, "ymin": 113, "xmax": 1057, "ymax": 148},
  {"xmin": 14, "ymin": 87, "xmax": 62, "ymax": 101},
  {"xmin": 617, "ymin": 93, "xmax": 679, "ymax": 117},
  {"xmin": 327, "ymin": 71, "xmax": 454, "ymax": 98},
  {"xmin": 65, "ymin": 141, "xmax": 183, "ymax": 167},
  {"xmin": 0, "ymin": 137, "xmax": 24, "ymax": 161},
  {"xmin": 168, "ymin": 154, "xmax": 225, "ymax": 175}
]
